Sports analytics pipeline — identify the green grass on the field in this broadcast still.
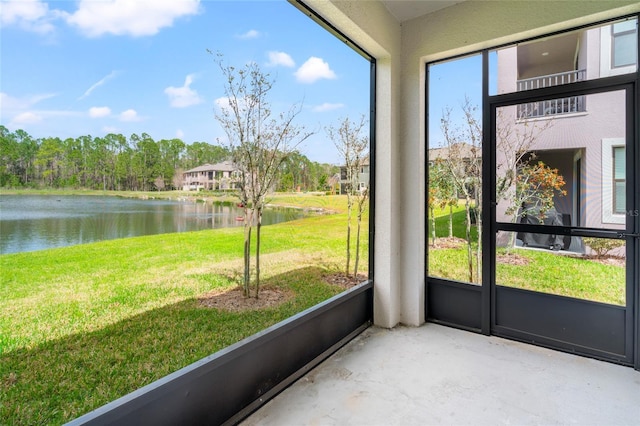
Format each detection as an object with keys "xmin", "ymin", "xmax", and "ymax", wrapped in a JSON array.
[
  {"xmin": 0, "ymin": 193, "xmax": 369, "ymax": 425},
  {"xmin": 1, "ymin": 191, "xmax": 625, "ymax": 424},
  {"xmin": 428, "ymin": 204, "xmax": 478, "ymax": 242},
  {"xmin": 495, "ymin": 249, "xmax": 625, "ymax": 305},
  {"xmin": 427, "ymin": 203, "xmax": 625, "ymax": 305}
]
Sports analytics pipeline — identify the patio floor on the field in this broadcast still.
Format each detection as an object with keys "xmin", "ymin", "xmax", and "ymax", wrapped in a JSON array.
[{"xmin": 242, "ymin": 323, "xmax": 640, "ymax": 425}]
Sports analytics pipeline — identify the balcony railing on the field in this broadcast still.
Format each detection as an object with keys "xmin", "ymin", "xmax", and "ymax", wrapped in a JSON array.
[{"xmin": 517, "ymin": 69, "xmax": 587, "ymax": 118}]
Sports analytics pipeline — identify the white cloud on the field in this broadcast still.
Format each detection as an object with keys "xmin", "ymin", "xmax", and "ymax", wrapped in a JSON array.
[
  {"xmin": 313, "ymin": 102, "xmax": 345, "ymax": 112},
  {"xmin": 267, "ymin": 51, "xmax": 295, "ymax": 68},
  {"xmin": 12, "ymin": 111, "xmax": 43, "ymax": 124},
  {"xmin": 294, "ymin": 57, "xmax": 337, "ymax": 84},
  {"xmin": 237, "ymin": 29, "xmax": 260, "ymax": 39},
  {"xmin": 214, "ymin": 96, "xmax": 254, "ymax": 115},
  {"xmin": 0, "ymin": 0, "xmax": 58, "ymax": 34},
  {"xmin": 79, "ymin": 71, "xmax": 120, "ymax": 100},
  {"xmin": 1, "ymin": 92, "xmax": 60, "ymax": 128},
  {"xmin": 164, "ymin": 74, "xmax": 203, "ymax": 108},
  {"xmin": 214, "ymin": 96, "xmax": 233, "ymax": 113},
  {"xmin": 103, "ymin": 126, "xmax": 119, "ymax": 134},
  {"xmin": 0, "ymin": 92, "xmax": 57, "ymax": 111},
  {"xmin": 88, "ymin": 106, "xmax": 111, "ymax": 118},
  {"xmin": 1, "ymin": 95, "xmax": 83, "ymax": 129},
  {"xmin": 176, "ymin": 129, "xmax": 185, "ymax": 139},
  {"xmin": 119, "ymin": 109, "xmax": 141, "ymax": 122},
  {"xmin": 65, "ymin": 0, "xmax": 200, "ymax": 37}
]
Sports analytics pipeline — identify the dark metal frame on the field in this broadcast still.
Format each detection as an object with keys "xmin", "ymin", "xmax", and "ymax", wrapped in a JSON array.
[
  {"xmin": 426, "ymin": 15, "xmax": 640, "ymax": 370},
  {"xmin": 67, "ymin": 3, "xmax": 379, "ymax": 424},
  {"xmin": 487, "ymin": 70, "xmax": 637, "ymax": 368},
  {"xmin": 67, "ymin": 282, "xmax": 373, "ymax": 426},
  {"xmin": 289, "ymin": 0, "xmax": 377, "ymax": 283}
]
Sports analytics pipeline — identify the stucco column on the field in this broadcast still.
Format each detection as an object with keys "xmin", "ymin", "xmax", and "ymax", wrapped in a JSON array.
[{"xmin": 372, "ymin": 56, "xmax": 402, "ymax": 328}]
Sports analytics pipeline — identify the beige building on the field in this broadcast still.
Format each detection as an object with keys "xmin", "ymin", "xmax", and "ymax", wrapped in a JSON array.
[
  {"xmin": 496, "ymin": 21, "xmax": 635, "ymax": 233},
  {"xmin": 181, "ymin": 161, "xmax": 238, "ymax": 191}
]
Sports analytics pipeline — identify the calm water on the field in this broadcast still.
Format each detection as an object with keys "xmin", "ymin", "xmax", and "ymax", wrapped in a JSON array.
[{"xmin": 0, "ymin": 195, "xmax": 305, "ymax": 254}]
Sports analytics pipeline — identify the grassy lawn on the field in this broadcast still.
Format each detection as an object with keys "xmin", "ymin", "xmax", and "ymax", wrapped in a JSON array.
[
  {"xmin": 0, "ymin": 192, "xmax": 368, "ymax": 425},
  {"xmin": 495, "ymin": 248, "xmax": 625, "ymax": 305},
  {"xmin": 428, "ymin": 203, "xmax": 626, "ymax": 305},
  {"xmin": 1, "ymin": 191, "xmax": 626, "ymax": 424}
]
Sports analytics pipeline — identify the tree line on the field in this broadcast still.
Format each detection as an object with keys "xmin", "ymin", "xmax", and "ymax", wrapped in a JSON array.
[{"xmin": 0, "ymin": 125, "xmax": 337, "ymax": 192}]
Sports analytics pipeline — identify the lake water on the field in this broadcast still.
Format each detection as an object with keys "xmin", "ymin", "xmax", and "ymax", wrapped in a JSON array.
[{"xmin": 0, "ymin": 195, "xmax": 306, "ymax": 254}]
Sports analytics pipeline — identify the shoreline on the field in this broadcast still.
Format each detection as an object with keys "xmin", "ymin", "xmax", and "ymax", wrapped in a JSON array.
[{"xmin": 0, "ymin": 188, "xmax": 342, "ymax": 214}]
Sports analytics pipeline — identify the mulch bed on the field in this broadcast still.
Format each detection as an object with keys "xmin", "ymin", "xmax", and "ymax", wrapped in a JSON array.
[
  {"xmin": 198, "ymin": 287, "xmax": 292, "ymax": 312},
  {"xmin": 322, "ymin": 272, "xmax": 368, "ymax": 289},
  {"xmin": 430, "ymin": 237, "xmax": 467, "ymax": 249},
  {"xmin": 496, "ymin": 252, "xmax": 531, "ymax": 266},
  {"xmin": 197, "ymin": 272, "xmax": 366, "ymax": 312}
]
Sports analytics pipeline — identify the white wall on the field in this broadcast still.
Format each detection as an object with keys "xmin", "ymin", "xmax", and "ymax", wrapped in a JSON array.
[{"xmin": 300, "ymin": 0, "xmax": 640, "ymax": 328}]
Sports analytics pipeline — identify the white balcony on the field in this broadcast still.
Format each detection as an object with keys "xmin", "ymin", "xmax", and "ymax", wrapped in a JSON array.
[{"xmin": 517, "ymin": 70, "xmax": 587, "ymax": 118}]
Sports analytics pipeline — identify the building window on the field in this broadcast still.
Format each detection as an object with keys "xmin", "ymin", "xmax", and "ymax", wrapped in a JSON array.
[
  {"xmin": 600, "ymin": 18, "xmax": 638, "ymax": 77},
  {"xmin": 612, "ymin": 20, "xmax": 637, "ymax": 68},
  {"xmin": 602, "ymin": 138, "xmax": 625, "ymax": 224},
  {"xmin": 613, "ymin": 146, "xmax": 625, "ymax": 215}
]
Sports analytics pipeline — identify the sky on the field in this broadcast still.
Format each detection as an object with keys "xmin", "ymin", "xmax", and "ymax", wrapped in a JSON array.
[
  {"xmin": 428, "ymin": 52, "xmax": 499, "ymax": 148},
  {"xmin": 0, "ymin": 0, "xmax": 371, "ymax": 164}
]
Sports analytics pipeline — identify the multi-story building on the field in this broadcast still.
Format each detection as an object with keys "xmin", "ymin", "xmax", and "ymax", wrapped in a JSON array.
[
  {"xmin": 181, "ymin": 161, "xmax": 238, "ymax": 191},
  {"xmin": 339, "ymin": 156, "xmax": 370, "ymax": 194},
  {"xmin": 495, "ymin": 19, "xmax": 637, "ymax": 249}
]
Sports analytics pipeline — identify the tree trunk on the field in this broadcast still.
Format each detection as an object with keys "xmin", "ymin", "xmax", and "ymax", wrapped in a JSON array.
[
  {"xmin": 475, "ymin": 206, "xmax": 482, "ymax": 284},
  {"xmin": 346, "ymin": 195, "xmax": 352, "ymax": 277},
  {"xmin": 448, "ymin": 204, "xmax": 453, "ymax": 238},
  {"xmin": 354, "ymin": 211, "xmax": 362, "ymax": 277},
  {"xmin": 465, "ymin": 197, "xmax": 473, "ymax": 283},
  {"xmin": 429, "ymin": 206, "xmax": 436, "ymax": 246},
  {"xmin": 243, "ymin": 207, "xmax": 252, "ymax": 297},
  {"xmin": 255, "ymin": 206, "xmax": 262, "ymax": 299},
  {"xmin": 475, "ymin": 179, "xmax": 483, "ymax": 284}
]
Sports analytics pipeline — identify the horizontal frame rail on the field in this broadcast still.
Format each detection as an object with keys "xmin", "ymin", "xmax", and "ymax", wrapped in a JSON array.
[{"xmin": 67, "ymin": 281, "xmax": 373, "ymax": 426}]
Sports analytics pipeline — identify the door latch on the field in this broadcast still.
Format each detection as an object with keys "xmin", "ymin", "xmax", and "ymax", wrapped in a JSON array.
[{"xmin": 616, "ymin": 232, "xmax": 640, "ymax": 238}]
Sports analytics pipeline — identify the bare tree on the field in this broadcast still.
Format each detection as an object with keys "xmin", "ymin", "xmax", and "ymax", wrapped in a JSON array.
[
  {"xmin": 495, "ymin": 108, "xmax": 553, "ymax": 209},
  {"xmin": 495, "ymin": 107, "xmax": 555, "ymax": 248},
  {"xmin": 439, "ymin": 100, "xmax": 482, "ymax": 283},
  {"xmin": 429, "ymin": 158, "xmax": 458, "ymax": 243},
  {"xmin": 437, "ymin": 100, "xmax": 557, "ymax": 283},
  {"xmin": 326, "ymin": 116, "xmax": 369, "ymax": 277},
  {"xmin": 353, "ymin": 184, "xmax": 369, "ymax": 277},
  {"xmin": 213, "ymin": 53, "xmax": 313, "ymax": 298}
]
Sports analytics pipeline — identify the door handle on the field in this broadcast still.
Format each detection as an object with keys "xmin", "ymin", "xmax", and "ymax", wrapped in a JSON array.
[{"xmin": 616, "ymin": 232, "xmax": 640, "ymax": 238}]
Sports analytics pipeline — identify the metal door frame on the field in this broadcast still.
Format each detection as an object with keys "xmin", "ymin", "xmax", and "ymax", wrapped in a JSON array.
[
  {"xmin": 426, "ymin": 16, "xmax": 640, "ymax": 370},
  {"xmin": 485, "ymin": 79, "xmax": 637, "ymax": 367}
]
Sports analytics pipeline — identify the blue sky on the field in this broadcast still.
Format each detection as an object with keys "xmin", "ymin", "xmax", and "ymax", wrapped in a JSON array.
[
  {"xmin": 0, "ymin": 0, "xmax": 371, "ymax": 164},
  {"xmin": 428, "ymin": 52, "xmax": 499, "ymax": 148}
]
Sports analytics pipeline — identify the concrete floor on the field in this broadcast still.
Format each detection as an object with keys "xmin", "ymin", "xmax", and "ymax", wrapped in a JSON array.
[{"xmin": 243, "ymin": 324, "xmax": 640, "ymax": 425}]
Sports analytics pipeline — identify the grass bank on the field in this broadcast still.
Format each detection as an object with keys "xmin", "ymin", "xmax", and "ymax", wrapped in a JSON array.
[
  {"xmin": 1, "ymin": 193, "xmax": 368, "ymax": 425},
  {"xmin": 0, "ymin": 189, "xmax": 350, "ymax": 214},
  {"xmin": 427, "ymin": 205, "xmax": 626, "ymax": 305}
]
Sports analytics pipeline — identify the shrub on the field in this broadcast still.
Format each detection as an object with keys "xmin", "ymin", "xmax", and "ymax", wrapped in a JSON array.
[{"xmin": 583, "ymin": 237, "xmax": 624, "ymax": 259}]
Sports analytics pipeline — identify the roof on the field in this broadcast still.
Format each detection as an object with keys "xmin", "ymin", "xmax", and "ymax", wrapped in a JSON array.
[
  {"xmin": 429, "ymin": 143, "xmax": 481, "ymax": 161},
  {"xmin": 184, "ymin": 161, "xmax": 236, "ymax": 173}
]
